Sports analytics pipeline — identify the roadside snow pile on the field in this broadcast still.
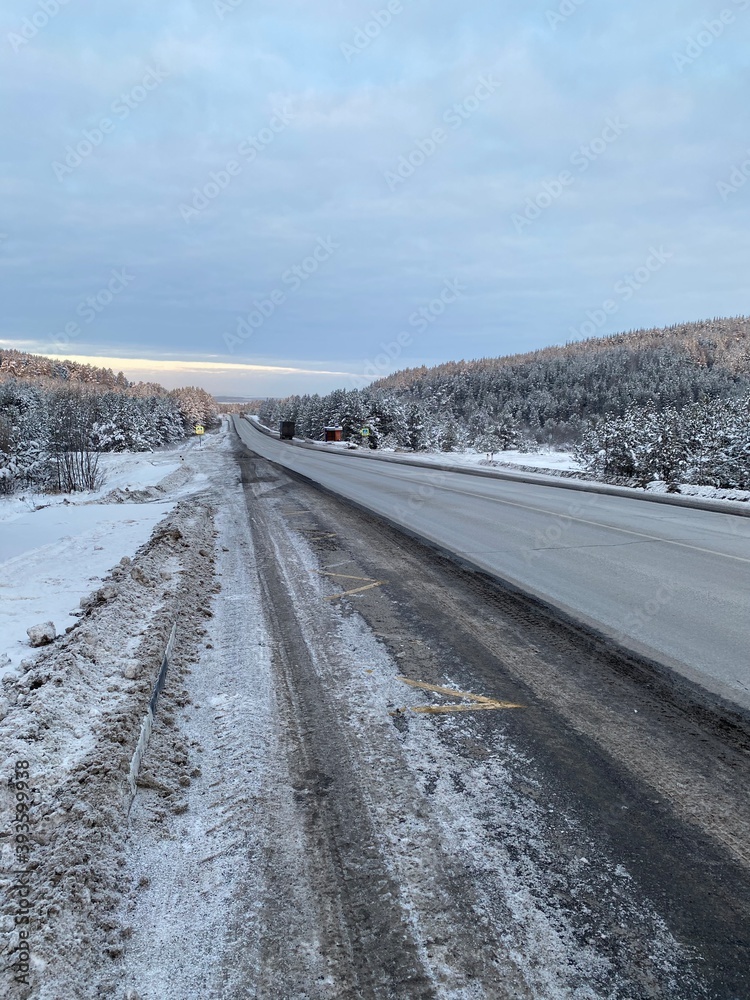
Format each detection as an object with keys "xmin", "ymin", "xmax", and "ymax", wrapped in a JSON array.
[
  {"xmin": 0, "ymin": 450, "xmax": 205, "ymax": 681},
  {"xmin": 97, "ymin": 461, "xmax": 195, "ymax": 506},
  {"xmin": 478, "ymin": 448, "xmax": 580, "ymax": 472},
  {"xmin": 0, "ymin": 498, "xmax": 218, "ymax": 1000},
  {"xmin": 645, "ymin": 480, "xmax": 750, "ymax": 503},
  {"xmin": 308, "ymin": 438, "xmax": 582, "ymax": 473}
]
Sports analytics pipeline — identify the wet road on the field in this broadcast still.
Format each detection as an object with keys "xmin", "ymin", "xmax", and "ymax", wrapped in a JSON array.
[{"xmin": 234, "ymin": 417, "xmax": 750, "ymax": 713}]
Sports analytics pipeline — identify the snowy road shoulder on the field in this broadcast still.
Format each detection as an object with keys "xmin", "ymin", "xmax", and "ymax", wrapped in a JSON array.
[
  {"xmin": 0, "ymin": 439, "xmax": 216, "ymax": 680},
  {"xmin": 0, "ymin": 485, "xmax": 220, "ymax": 1000}
]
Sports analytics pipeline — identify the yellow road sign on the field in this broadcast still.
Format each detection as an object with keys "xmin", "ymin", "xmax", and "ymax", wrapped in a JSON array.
[{"xmin": 195, "ymin": 424, "xmax": 205, "ymax": 435}]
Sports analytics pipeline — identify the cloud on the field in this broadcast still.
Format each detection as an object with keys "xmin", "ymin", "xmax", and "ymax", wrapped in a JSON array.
[
  {"xmin": 28, "ymin": 351, "xmax": 363, "ymax": 396},
  {"xmin": 37, "ymin": 353, "xmax": 354, "ymax": 376},
  {"xmin": 1, "ymin": 0, "xmax": 749, "ymax": 391}
]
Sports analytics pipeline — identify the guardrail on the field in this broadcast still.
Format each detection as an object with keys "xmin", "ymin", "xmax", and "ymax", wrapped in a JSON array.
[
  {"xmin": 236, "ymin": 416, "xmax": 750, "ymax": 520},
  {"xmin": 127, "ymin": 622, "xmax": 176, "ymax": 811}
]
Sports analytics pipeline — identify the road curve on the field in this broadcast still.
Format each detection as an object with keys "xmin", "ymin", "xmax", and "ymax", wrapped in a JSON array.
[{"xmin": 234, "ymin": 417, "xmax": 750, "ymax": 712}]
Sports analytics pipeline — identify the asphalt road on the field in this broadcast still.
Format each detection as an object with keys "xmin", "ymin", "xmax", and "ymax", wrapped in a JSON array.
[{"xmin": 234, "ymin": 417, "xmax": 750, "ymax": 713}]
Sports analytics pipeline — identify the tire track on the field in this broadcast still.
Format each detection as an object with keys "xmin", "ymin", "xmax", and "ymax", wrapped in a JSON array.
[
  {"xmin": 240, "ymin": 452, "xmax": 437, "ymax": 999},
  {"xmin": 234, "ymin": 436, "xmax": 750, "ymax": 1000}
]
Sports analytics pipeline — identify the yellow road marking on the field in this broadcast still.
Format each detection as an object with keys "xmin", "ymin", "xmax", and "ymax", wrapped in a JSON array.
[
  {"xmin": 399, "ymin": 677, "xmax": 499, "ymax": 704},
  {"xmin": 325, "ymin": 581, "xmax": 385, "ymax": 600},
  {"xmin": 315, "ymin": 571, "xmax": 376, "ymax": 582},
  {"xmin": 314, "ymin": 569, "xmax": 386, "ymax": 600},
  {"xmin": 410, "ymin": 703, "xmax": 521, "ymax": 714},
  {"xmin": 395, "ymin": 676, "xmax": 524, "ymax": 714}
]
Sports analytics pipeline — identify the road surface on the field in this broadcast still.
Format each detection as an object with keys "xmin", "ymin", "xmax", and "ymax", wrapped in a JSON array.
[
  {"xmin": 10, "ymin": 425, "xmax": 749, "ymax": 1000},
  {"xmin": 235, "ymin": 417, "xmax": 750, "ymax": 713}
]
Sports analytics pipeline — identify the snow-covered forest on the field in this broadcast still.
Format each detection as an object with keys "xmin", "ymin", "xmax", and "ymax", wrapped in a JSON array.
[
  {"xmin": 574, "ymin": 394, "xmax": 750, "ymax": 489},
  {"xmin": 258, "ymin": 318, "xmax": 750, "ymax": 488},
  {"xmin": 0, "ymin": 351, "xmax": 218, "ymax": 493}
]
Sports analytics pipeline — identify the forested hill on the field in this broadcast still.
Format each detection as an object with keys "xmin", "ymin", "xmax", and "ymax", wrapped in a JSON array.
[
  {"xmin": 0, "ymin": 349, "xmax": 133, "ymax": 389},
  {"xmin": 1, "ymin": 349, "xmax": 218, "ymax": 493},
  {"xmin": 258, "ymin": 316, "xmax": 750, "ymax": 456},
  {"xmin": 0, "ymin": 348, "xmax": 216, "ymax": 422},
  {"xmin": 363, "ymin": 316, "xmax": 750, "ymax": 445},
  {"xmin": 372, "ymin": 316, "xmax": 750, "ymax": 393}
]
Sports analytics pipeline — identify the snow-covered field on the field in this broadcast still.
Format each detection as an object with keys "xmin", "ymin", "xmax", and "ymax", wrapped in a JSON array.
[
  {"xmin": 0, "ymin": 440, "xmax": 209, "ymax": 680},
  {"xmin": 390, "ymin": 446, "xmax": 581, "ymax": 473},
  {"xmin": 304, "ymin": 436, "xmax": 582, "ymax": 474}
]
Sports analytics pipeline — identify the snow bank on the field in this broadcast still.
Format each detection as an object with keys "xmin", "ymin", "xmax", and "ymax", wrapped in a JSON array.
[
  {"xmin": 0, "ymin": 490, "xmax": 219, "ymax": 1000},
  {"xmin": 0, "ymin": 441, "xmax": 213, "ymax": 681}
]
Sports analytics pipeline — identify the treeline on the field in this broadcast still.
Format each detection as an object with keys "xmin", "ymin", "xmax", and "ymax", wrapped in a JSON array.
[
  {"xmin": 258, "ymin": 388, "xmax": 523, "ymax": 453},
  {"xmin": 371, "ymin": 345, "xmax": 748, "ymax": 445},
  {"xmin": 372, "ymin": 316, "xmax": 750, "ymax": 390},
  {"xmin": 259, "ymin": 345, "xmax": 749, "ymax": 450},
  {"xmin": 258, "ymin": 319, "xmax": 750, "ymax": 488},
  {"xmin": 575, "ymin": 394, "xmax": 750, "ymax": 489},
  {"xmin": 0, "ymin": 378, "xmax": 218, "ymax": 494},
  {"xmin": 0, "ymin": 349, "xmax": 133, "ymax": 390}
]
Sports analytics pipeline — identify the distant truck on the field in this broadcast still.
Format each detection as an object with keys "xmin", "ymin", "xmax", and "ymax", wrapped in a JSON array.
[{"xmin": 279, "ymin": 421, "xmax": 296, "ymax": 440}]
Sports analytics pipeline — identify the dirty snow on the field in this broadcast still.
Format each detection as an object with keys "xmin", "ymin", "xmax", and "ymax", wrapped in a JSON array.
[
  {"xmin": 0, "ymin": 430, "xmax": 226, "ymax": 1000},
  {"xmin": 270, "ymin": 511, "xmax": 696, "ymax": 999}
]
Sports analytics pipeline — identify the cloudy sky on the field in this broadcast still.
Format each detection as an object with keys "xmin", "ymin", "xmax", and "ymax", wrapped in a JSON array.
[{"xmin": 1, "ymin": 0, "xmax": 749, "ymax": 396}]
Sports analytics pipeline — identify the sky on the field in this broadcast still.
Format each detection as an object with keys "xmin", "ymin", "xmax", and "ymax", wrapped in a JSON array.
[{"xmin": 1, "ymin": 0, "xmax": 749, "ymax": 397}]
